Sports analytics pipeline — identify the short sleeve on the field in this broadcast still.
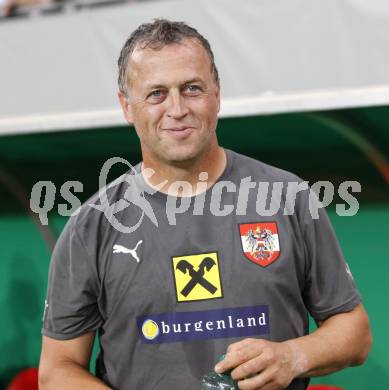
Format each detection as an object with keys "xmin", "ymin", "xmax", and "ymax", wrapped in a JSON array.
[
  {"xmin": 42, "ymin": 217, "xmax": 103, "ymax": 340},
  {"xmin": 301, "ymin": 192, "xmax": 361, "ymax": 321}
]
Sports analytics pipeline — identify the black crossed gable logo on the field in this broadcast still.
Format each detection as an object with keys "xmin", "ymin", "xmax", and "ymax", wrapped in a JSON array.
[{"xmin": 172, "ymin": 252, "xmax": 223, "ymax": 303}]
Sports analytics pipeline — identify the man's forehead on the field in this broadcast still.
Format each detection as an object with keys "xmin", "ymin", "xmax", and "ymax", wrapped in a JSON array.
[
  {"xmin": 127, "ymin": 38, "xmax": 212, "ymax": 88},
  {"xmin": 129, "ymin": 38, "xmax": 208, "ymax": 66}
]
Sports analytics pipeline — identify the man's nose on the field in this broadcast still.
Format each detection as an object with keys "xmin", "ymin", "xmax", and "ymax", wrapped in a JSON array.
[{"xmin": 166, "ymin": 90, "xmax": 189, "ymax": 119}]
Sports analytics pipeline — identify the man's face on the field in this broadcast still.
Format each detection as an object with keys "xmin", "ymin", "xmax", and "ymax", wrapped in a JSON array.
[{"xmin": 119, "ymin": 38, "xmax": 220, "ymax": 165}]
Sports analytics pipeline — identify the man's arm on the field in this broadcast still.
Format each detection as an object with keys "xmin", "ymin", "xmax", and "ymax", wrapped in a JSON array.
[
  {"xmin": 291, "ymin": 303, "xmax": 371, "ymax": 376},
  {"xmin": 39, "ymin": 332, "xmax": 111, "ymax": 390},
  {"xmin": 214, "ymin": 303, "xmax": 372, "ymax": 390}
]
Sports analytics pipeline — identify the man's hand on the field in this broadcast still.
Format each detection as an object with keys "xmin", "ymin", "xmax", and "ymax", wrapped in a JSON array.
[
  {"xmin": 214, "ymin": 304, "xmax": 371, "ymax": 390},
  {"xmin": 214, "ymin": 338, "xmax": 301, "ymax": 390}
]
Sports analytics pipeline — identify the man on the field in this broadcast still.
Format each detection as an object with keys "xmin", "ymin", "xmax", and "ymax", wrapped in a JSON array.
[{"xmin": 39, "ymin": 19, "xmax": 372, "ymax": 390}]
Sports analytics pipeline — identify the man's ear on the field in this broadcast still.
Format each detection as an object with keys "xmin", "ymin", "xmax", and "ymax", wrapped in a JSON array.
[
  {"xmin": 118, "ymin": 91, "xmax": 133, "ymax": 123},
  {"xmin": 215, "ymin": 82, "xmax": 221, "ymax": 113}
]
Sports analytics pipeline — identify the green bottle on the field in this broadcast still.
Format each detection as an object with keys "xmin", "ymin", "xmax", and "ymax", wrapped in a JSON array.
[{"xmin": 200, "ymin": 355, "xmax": 238, "ymax": 389}]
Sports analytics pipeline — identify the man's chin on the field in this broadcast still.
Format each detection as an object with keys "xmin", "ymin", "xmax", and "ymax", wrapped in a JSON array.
[
  {"xmin": 166, "ymin": 153, "xmax": 198, "ymax": 166},
  {"xmin": 160, "ymin": 146, "xmax": 202, "ymax": 164},
  {"xmin": 148, "ymin": 140, "xmax": 215, "ymax": 167}
]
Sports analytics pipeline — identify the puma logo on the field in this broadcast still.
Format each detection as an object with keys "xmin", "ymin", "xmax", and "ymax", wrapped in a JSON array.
[{"xmin": 113, "ymin": 240, "xmax": 143, "ymax": 263}]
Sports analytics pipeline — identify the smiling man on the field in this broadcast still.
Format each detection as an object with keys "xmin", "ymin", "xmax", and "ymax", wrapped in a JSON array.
[
  {"xmin": 39, "ymin": 19, "xmax": 371, "ymax": 390},
  {"xmin": 117, "ymin": 23, "xmax": 225, "ymax": 195},
  {"xmin": 119, "ymin": 37, "xmax": 222, "ymax": 165}
]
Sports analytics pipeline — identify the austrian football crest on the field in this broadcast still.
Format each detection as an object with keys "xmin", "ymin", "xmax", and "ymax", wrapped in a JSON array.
[{"xmin": 239, "ymin": 222, "xmax": 280, "ymax": 267}]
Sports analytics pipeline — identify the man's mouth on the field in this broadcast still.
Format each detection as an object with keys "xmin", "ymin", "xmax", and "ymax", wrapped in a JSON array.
[
  {"xmin": 162, "ymin": 126, "xmax": 195, "ymax": 138},
  {"xmin": 164, "ymin": 126, "xmax": 193, "ymax": 132}
]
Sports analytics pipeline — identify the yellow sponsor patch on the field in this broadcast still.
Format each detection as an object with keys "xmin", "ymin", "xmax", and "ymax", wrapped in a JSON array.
[{"xmin": 172, "ymin": 252, "xmax": 223, "ymax": 302}]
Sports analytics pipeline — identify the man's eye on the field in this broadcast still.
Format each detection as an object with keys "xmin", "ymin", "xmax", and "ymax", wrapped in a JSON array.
[
  {"xmin": 147, "ymin": 90, "xmax": 165, "ymax": 103},
  {"xmin": 150, "ymin": 90, "xmax": 162, "ymax": 97},
  {"xmin": 186, "ymin": 85, "xmax": 200, "ymax": 92}
]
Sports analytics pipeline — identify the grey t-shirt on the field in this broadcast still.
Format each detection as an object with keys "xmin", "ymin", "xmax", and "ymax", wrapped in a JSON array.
[{"xmin": 42, "ymin": 148, "xmax": 361, "ymax": 390}]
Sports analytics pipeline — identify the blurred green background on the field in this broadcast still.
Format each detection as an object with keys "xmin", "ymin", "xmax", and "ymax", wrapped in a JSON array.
[{"xmin": 0, "ymin": 106, "xmax": 388, "ymax": 389}]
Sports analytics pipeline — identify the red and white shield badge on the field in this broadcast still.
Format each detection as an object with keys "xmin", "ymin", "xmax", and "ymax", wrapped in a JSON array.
[{"xmin": 239, "ymin": 222, "xmax": 281, "ymax": 267}]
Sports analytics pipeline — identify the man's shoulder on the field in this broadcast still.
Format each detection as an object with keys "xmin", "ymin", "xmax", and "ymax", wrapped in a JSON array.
[
  {"xmin": 66, "ymin": 163, "xmax": 143, "ymax": 236},
  {"xmin": 228, "ymin": 149, "xmax": 304, "ymax": 184}
]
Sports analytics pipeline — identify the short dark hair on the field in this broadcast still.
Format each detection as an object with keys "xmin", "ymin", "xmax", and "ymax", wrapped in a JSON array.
[{"xmin": 118, "ymin": 18, "xmax": 219, "ymax": 96}]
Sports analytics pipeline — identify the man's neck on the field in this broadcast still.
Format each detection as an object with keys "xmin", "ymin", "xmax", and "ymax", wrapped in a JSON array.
[{"xmin": 141, "ymin": 146, "xmax": 227, "ymax": 197}]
